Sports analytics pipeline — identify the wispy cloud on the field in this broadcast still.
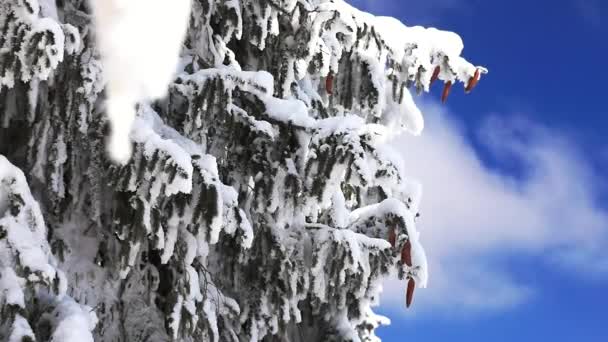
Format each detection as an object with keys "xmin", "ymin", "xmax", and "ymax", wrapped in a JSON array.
[
  {"xmin": 573, "ymin": 0, "xmax": 602, "ymax": 28},
  {"xmin": 381, "ymin": 101, "xmax": 608, "ymax": 314}
]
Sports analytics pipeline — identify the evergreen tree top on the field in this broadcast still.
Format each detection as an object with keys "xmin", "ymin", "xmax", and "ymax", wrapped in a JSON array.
[{"xmin": 0, "ymin": 1, "xmax": 485, "ymax": 341}]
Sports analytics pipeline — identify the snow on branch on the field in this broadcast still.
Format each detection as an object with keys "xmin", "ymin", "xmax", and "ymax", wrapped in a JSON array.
[
  {"xmin": 0, "ymin": 155, "xmax": 96, "ymax": 341},
  {"xmin": 0, "ymin": 0, "xmax": 80, "ymax": 88}
]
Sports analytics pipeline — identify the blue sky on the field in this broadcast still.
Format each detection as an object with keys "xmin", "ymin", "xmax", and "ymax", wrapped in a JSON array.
[{"xmin": 345, "ymin": 0, "xmax": 608, "ymax": 341}]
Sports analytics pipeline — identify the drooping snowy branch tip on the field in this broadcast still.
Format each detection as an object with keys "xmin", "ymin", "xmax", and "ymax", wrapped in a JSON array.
[{"xmin": 91, "ymin": 0, "xmax": 486, "ymax": 164}]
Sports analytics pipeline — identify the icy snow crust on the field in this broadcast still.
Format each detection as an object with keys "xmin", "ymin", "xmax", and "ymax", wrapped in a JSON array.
[{"xmin": 0, "ymin": 0, "xmax": 485, "ymax": 341}]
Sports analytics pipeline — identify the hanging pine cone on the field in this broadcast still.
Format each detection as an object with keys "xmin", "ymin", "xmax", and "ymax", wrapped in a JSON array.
[
  {"xmin": 441, "ymin": 81, "xmax": 452, "ymax": 103},
  {"xmin": 406, "ymin": 277, "xmax": 416, "ymax": 308},
  {"xmin": 430, "ymin": 66, "xmax": 441, "ymax": 86},
  {"xmin": 326, "ymin": 71, "xmax": 334, "ymax": 95},
  {"xmin": 401, "ymin": 240, "xmax": 412, "ymax": 267},
  {"xmin": 465, "ymin": 68, "xmax": 481, "ymax": 93}
]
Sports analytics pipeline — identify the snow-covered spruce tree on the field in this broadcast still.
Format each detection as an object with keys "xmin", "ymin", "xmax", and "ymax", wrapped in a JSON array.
[{"xmin": 0, "ymin": 0, "xmax": 485, "ymax": 341}]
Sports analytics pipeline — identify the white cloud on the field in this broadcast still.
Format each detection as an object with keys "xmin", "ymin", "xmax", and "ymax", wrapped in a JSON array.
[{"xmin": 381, "ymin": 101, "xmax": 608, "ymax": 315}]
